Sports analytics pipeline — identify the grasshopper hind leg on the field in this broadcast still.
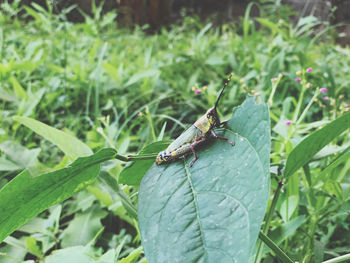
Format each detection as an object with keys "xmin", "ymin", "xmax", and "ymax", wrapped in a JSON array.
[
  {"xmin": 189, "ymin": 136, "xmax": 207, "ymax": 167},
  {"xmin": 189, "ymin": 146, "xmax": 197, "ymax": 167}
]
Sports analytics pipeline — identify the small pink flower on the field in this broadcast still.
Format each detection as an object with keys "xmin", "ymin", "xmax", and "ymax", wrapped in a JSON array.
[
  {"xmin": 306, "ymin": 67, "xmax": 312, "ymax": 73},
  {"xmin": 323, "ymin": 96, "xmax": 329, "ymax": 101},
  {"xmin": 320, "ymin": 88, "xmax": 327, "ymax": 93},
  {"xmin": 285, "ymin": 121, "xmax": 292, "ymax": 126},
  {"xmin": 295, "ymin": 78, "xmax": 301, "ymax": 82},
  {"xmin": 195, "ymin": 89, "xmax": 201, "ymax": 94}
]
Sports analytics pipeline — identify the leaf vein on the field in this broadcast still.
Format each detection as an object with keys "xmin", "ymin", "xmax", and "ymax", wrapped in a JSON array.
[{"xmin": 184, "ymin": 159, "xmax": 209, "ymax": 261}]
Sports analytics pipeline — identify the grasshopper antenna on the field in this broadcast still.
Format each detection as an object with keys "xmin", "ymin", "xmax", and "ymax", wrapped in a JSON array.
[{"xmin": 214, "ymin": 73, "xmax": 233, "ymax": 110}]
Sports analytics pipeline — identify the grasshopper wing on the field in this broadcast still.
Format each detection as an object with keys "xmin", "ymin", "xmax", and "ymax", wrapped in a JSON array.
[{"xmin": 166, "ymin": 125, "xmax": 203, "ymax": 152}]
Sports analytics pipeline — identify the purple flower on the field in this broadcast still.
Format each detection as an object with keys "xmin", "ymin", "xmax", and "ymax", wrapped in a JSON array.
[
  {"xmin": 306, "ymin": 67, "xmax": 312, "ymax": 73},
  {"xmin": 323, "ymin": 96, "xmax": 329, "ymax": 101},
  {"xmin": 195, "ymin": 89, "xmax": 201, "ymax": 94},
  {"xmin": 320, "ymin": 88, "xmax": 327, "ymax": 93},
  {"xmin": 295, "ymin": 78, "xmax": 301, "ymax": 82},
  {"xmin": 285, "ymin": 121, "xmax": 292, "ymax": 126}
]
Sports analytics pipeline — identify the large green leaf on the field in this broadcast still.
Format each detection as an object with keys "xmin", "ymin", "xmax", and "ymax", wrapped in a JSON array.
[
  {"xmin": 284, "ymin": 111, "xmax": 350, "ymax": 178},
  {"xmin": 138, "ymin": 97, "xmax": 270, "ymax": 262},
  {"xmin": 13, "ymin": 116, "xmax": 92, "ymax": 159},
  {"xmin": 0, "ymin": 148, "xmax": 117, "ymax": 243}
]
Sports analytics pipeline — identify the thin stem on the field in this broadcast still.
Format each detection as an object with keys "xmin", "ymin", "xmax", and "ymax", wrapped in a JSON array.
[
  {"xmin": 114, "ymin": 152, "xmax": 157, "ymax": 162},
  {"xmin": 296, "ymin": 88, "xmax": 320, "ymax": 124},
  {"xmin": 115, "ymin": 154, "xmax": 130, "ymax": 162},
  {"xmin": 125, "ymin": 153, "xmax": 157, "ymax": 161},
  {"xmin": 259, "ymin": 232, "xmax": 294, "ymax": 263},
  {"xmin": 304, "ymin": 215, "xmax": 317, "ymax": 262},
  {"xmin": 322, "ymin": 254, "xmax": 350, "ymax": 263},
  {"xmin": 268, "ymin": 76, "xmax": 282, "ymax": 107},
  {"xmin": 255, "ymin": 179, "xmax": 284, "ymax": 263},
  {"xmin": 96, "ymin": 127, "xmax": 115, "ymax": 148},
  {"xmin": 99, "ymin": 173, "xmax": 138, "ymax": 220},
  {"xmin": 146, "ymin": 106, "xmax": 157, "ymax": 141},
  {"xmin": 293, "ymin": 71, "xmax": 309, "ymax": 123},
  {"xmin": 293, "ymin": 87, "xmax": 306, "ymax": 122},
  {"xmin": 94, "ymin": 42, "xmax": 108, "ymax": 116}
]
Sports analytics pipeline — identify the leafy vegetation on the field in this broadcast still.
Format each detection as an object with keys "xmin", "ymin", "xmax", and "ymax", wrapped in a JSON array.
[{"xmin": 1, "ymin": 1, "xmax": 350, "ymax": 262}]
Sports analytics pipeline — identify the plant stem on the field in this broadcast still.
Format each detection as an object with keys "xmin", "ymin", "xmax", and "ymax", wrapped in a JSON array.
[
  {"xmin": 268, "ymin": 77, "xmax": 281, "ymax": 107},
  {"xmin": 293, "ymin": 86, "xmax": 306, "ymax": 123},
  {"xmin": 146, "ymin": 106, "xmax": 157, "ymax": 141},
  {"xmin": 255, "ymin": 179, "xmax": 284, "ymax": 263},
  {"xmin": 322, "ymin": 254, "xmax": 350, "ymax": 263},
  {"xmin": 115, "ymin": 154, "xmax": 130, "ymax": 162},
  {"xmin": 304, "ymin": 215, "xmax": 317, "ymax": 262},
  {"xmin": 125, "ymin": 153, "xmax": 157, "ymax": 161},
  {"xmin": 258, "ymin": 232, "xmax": 294, "ymax": 263},
  {"xmin": 99, "ymin": 173, "xmax": 138, "ymax": 220},
  {"xmin": 296, "ymin": 88, "xmax": 320, "ymax": 124}
]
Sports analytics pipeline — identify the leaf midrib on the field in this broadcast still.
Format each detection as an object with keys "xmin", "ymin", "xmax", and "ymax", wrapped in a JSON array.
[{"xmin": 184, "ymin": 160, "xmax": 208, "ymax": 262}]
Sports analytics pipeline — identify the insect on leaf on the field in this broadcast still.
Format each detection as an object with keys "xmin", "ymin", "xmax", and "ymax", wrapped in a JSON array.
[{"xmin": 138, "ymin": 96, "xmax": 270, "ymax": 262}]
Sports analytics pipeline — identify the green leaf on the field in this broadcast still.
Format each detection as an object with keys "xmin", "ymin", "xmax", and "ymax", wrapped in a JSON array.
[
  {"xmin": 25, "ymin": 236, "xmax": 43, "ymax": 258},
  {"xmin": 9, "ymin": 75, "xmax": 28, "ymax": 100},
  {"xmin": 119, "ymin": 141, "xmax": 171, "ymax": 185},
  {"xmin": 258, "ymin": 232, "xmax": 294, "ymax": 263},
  {"xmin": 138, "ymin": 97, "xmax": 270, "ymax": 262},
  {"xmin": 13, "ymin": 116, "xmax": 92, "ymax": 159},
  {"xmin": 20, "ymin": 88, "xmax": 45, "ymax": 117},
  {"xmin": 97, "ymin": 249, "xmax": 118, "ymax": 263},
  {"xmin": 118, "ymin": 247, "xmax": 143, "ymax": 263},
  {"xmin": 0, "ymin": 148, "xmax": 117, "ymax": 243},
  {"xmin": 61, "ymin": 205, "xmax": 107, "ymax": 248},
  {"xmin": 124, "ymin": 69, "xmax": 160, "ymax": 87},
  {"xmin": 255, "ymin": 17, "xmax": 280, "ymax": 32},
  {"xmin": 45, "ymin": 246, "xmax": 95, "ymax": 263},
  {"xmin": 99, "ymin": 173, "xmax": 138, "ymax": 220},
  {"xmin": 0, "ymin": 238, "xmax": 27, "ymax": 263},
  {"xmin": 0, "ymin": 158, "xmax": 22, "ymax": 172},
  {"xmin": 0, "ymin": 141, "xmax": 40, "ymax": 170},
  {"xmin": 205, "ymin": 56, "xmax": 225, "ymax": 65},
  {"xmin": 0, "ymin": 87, "xmax": 17, "ymax": 102},
  {"xmin": 227, "ymin": 96, "xmax": 271, "ymax": 176},
  {"xmin": 318, "ymin": 146, "xmax": 350, "ymax": 178},
  {"xmin": 284, "ymin": 112, "xmax": 350, "ymax": 178},
  {"xmin": 262, "ymin": 216, "xmax": 307, "ymax": 255},
  {"xmin": 279, "ymin": 195, "xmax": 298, "ymax": 223}
]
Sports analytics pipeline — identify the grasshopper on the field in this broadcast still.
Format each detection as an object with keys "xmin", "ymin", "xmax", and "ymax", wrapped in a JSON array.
[{"xmin": 156, "ymin": 74, "xmax": 235, "ymax": 167}]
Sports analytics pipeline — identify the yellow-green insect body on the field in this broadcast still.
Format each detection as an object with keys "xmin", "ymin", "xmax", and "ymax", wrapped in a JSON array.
[{"xmin": 156, "ymin": 75, "xmax": 234, "ymax": 167}]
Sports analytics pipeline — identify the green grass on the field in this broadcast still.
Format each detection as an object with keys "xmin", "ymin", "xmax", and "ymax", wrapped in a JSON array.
[{"xmin": 0, "ymin": 1, "xmax": 350, "ymax": 262}]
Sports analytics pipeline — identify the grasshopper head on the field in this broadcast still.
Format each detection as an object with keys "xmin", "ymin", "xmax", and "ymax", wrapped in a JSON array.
[
  {"xmin": 209, "ymin": 73, "xmax": 233, "ymax": 128},
  {"xmin": 206, "ymin": 107, "xmax": 221, "ymax": 128}
]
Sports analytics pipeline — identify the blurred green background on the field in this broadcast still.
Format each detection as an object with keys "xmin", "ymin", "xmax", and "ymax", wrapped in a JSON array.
[{"xmin": 0, "ymin": 0, "xmax": 350, "ymax": 262}]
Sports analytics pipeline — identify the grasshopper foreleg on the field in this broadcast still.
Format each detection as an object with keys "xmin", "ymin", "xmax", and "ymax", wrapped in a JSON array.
[
  {"xmin": 210, "ymin": 130, "xmax": 235, "ymax": 146},
  {"xmin": 189, "ymin": 136, "xmax": 207, "ymax": 167},
  {"xmin": 219, "ymin": 120, "xmax": 229, "ymax": 126}
]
